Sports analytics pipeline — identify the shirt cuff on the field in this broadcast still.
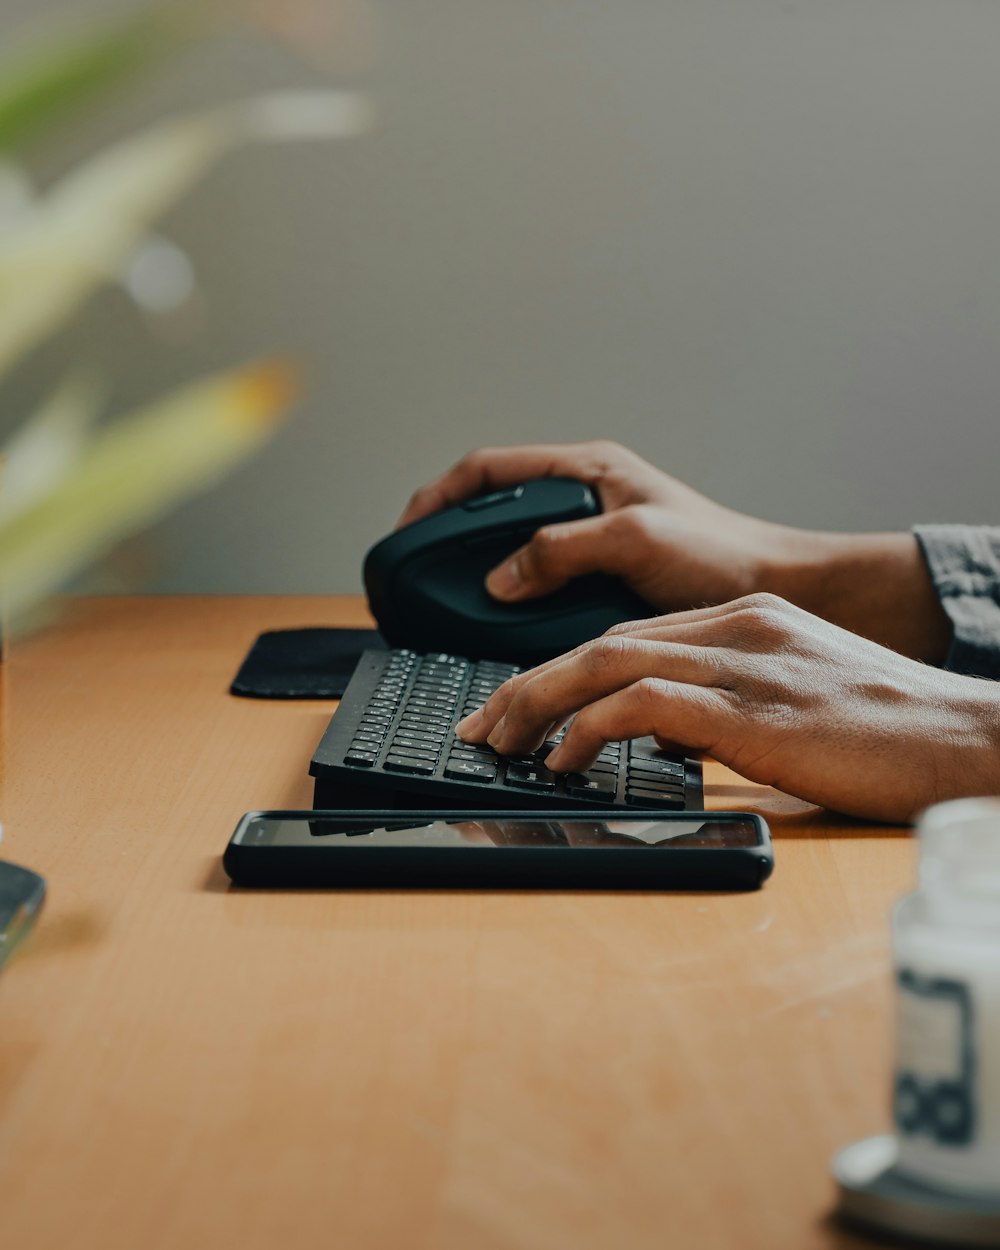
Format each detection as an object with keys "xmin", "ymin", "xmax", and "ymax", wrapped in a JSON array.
[{"xmin": 913, "ymin": 524, "xmax": 1000, "ymax": 679}]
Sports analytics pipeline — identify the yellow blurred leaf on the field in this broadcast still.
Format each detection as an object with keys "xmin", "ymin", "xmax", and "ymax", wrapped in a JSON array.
[{"xmin": 0, "ymin": 359, "xmax": 299, "ymax": 628}]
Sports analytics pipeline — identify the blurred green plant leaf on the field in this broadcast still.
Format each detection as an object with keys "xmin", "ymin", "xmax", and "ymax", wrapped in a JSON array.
[
  {"xmin": 0, "ymin": 373, "xmax": 104, "ymax": 525},
  {"xmin": 0, "ymin": 90, "xmax": 371, "ymax": 383},
  {"xmin": 0, "ymin": 9, "xmax": 183, "ymax": 157},
  {"xmin": 0, "ymin": 359, "xmax": 299, "ymax": 629}
]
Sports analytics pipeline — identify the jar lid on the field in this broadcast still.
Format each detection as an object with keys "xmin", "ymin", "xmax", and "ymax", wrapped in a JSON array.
[
  {"xmin": 833, "ymin": 1135, "xmax": 1000, "ymax": 1246},
  {"xmin": 917, "ymin": 797, "xmax": 1000, "ymax": 896},
  {"xmin": 920, "ymin": 797, "xmax": 1000, "ymax": 840}
]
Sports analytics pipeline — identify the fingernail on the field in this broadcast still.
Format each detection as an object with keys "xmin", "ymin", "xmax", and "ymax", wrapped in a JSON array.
[
  {"xmin": 486, "ymin": 556, "xmax": 523, "ymax": 600},
  {"xmin": 456, "ymin": 708, "xmax": 486, "ymax": 740},
  {"xmin": 486, "ymin": 715, "xmax": 507, "ymax": 751},
  {"xmin": 545, "ymin": 745, "xmax": 566, "ymax": 770}
]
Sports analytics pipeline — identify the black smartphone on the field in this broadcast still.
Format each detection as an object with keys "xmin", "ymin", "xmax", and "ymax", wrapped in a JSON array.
[{"xmin": 223, "ymin": 809, "xmax": 773, "ymax": 890}]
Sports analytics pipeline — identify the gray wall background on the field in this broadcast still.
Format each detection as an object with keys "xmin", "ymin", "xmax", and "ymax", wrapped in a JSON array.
[{"xmin": 5, "ymin": 0, "xmax": 1000, "ymax": 594}]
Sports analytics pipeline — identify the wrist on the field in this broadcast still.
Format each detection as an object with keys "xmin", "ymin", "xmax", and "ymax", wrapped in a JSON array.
[
  {"xmin": 939, "ymin": 680, "xmax": 1000, "ymax": 807},
  {"xmin": 758, "ymin": 527, "xmax": 953, "ymax": 662}
]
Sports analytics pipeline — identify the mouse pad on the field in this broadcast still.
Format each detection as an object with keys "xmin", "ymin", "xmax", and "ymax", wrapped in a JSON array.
[{"xmin": 229, "ymin": 628, "xmax": 387, "ymax": 699}]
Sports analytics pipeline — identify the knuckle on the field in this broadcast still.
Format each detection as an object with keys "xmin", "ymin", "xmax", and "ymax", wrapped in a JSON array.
[
  {"xmin": 739, "ymin": 591, "xmax": 786, "ymax": 613},
  {"xmin": 605, "ymin": 508, "xmax": 638, "ymax": 539},
  {"xmin": 569, "ymin": 703, "xmax": 604, "ymax": 742},
  {"xmin": 456, "ymin": 448, "xmax": 487, "ymax": 475},
  {"xmin": 732, "ymin": 593, "xmax": 794, "ymax": 641},
  {"xmin": 615, "ymin": 504, "xmax": 653, "ymax": 541},
  {"xmin": 576, "ymin": 440, "xmax": 630, "ymax": 487},
  {"xmin": 495, "ymin": 675, "xmax": 520, "ymax": 704},
  {"xmin": 407, "ymin": 483, "xmax": 435, "ymax": 508},
  {"xmin": 526, "ymin": 525, "xmax": 565, "ymax": 573},
  {"xmin": 587, "ymin": 438, "xmax": 625, "ymax": 462},
  {"xmin": 633, "ymin": 675, "xmax": 669, "ymax": 709},
  {"xmin": 585, "ymin": 634, "xmax": 635, "ymax": 673},
  {"xmin": 511, "ymin": 675, "xmax": 549, "ymax": 720}
]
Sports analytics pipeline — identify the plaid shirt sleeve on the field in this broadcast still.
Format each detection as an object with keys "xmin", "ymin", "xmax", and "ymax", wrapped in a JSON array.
[{"xmin": 914, "ymin": 525, "xmax": 1000, "ymax": 679}]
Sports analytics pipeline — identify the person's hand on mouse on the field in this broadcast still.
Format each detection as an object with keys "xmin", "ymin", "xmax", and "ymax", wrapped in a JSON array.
[
  {"xmin": 455, "ymin": 593, "xmax": 1000, "ymax": 823},
  {"xmin": 397, "ymin": 440, "xmax": 951, "ymax": 663}
]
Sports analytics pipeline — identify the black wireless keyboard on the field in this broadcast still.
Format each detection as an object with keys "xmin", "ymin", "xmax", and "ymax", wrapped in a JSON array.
[{"xmin": 310, "ymin": 649, "xmax": 704, "ymax": 811}]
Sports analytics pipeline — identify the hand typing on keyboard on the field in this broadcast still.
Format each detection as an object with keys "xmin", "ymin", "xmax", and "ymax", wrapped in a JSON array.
[
  {"xmin": 455, "ymin": 593, "xmax": 1000, "ymax": 824},
  {"xmin": 318, "ymin": 649, "xmax": 700, "ymax": 810}
]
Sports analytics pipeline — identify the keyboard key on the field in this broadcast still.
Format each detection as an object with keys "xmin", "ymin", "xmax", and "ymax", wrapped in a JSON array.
[
  {"xmin": 405, "ymin": 697, "xmax": 457, "ymax": 713},
  {"xmin": 584, "ymin": 762, "xmax": 618, "ymax": 778},
  {"xmin": 448, "ymin": 745, "xmax": 498, "ymax": 763},
  {"xmin": 444, "ymin": 760, "xmax": 498, "ymax": 783},
  {"xmin": 391, "ymin": 741, "xmax": 444, "ymax": 760},
  {"xmin": 385, "ymin": 754, "xmax": 437, "ymax": 775},
  {"xmin": 626, "ymin": 788, "xmax": 685, "ymax": 808},
  {"xmin": 627, "ymin": 771, "xmax": 685, "ymax": 790},
  {"xmin": 564, "ymin": 773, "xmax": 616, "ymax": 800},
  {"xmin": 387, "ymin": 735, "xmax": 442, "ymax": 755},
  {"xmin": 386, "ymin": 743, "xmax": 439, "ymax": 761},
  {"xmin": 630, "ymin": 775, "xmax": 685, "ymax": 795},
  {"xmin": 506, "ymin": 764, "xmax": 557, "ymax": 791},
  {"xmin": 398, "ymin": 714, "xmax": 447, "ymax": 730},
  {"xmin": 629, "ymin": 759, "xmax": 685, "ymax": 781},
  {"xmin": 393, "ymin": 725, "xmax": 445, "ymax": 742},
  {"xmin": 629, "ymin": 738, "xmax": 683, "ymax": 762},
  {"xmin": 344, "ymin": 750, "xmax": 378, "ymax": 767}
]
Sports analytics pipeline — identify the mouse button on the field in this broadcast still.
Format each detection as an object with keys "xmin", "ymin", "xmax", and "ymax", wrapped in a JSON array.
[
  {"xmin": 407, "ymin": 558, "xmax": 516, "ymax": 623},
  {"xmin": 518, "ymin": 477, "xmax": 601, "ymax": 518},
  {"xmin": 367, "ymin": 502, "xmax": 473, "ymax": 570},
  {"xmin": 463, "ymin": 485, "xmax": 525, "ymax": 511},
  {"xmin": 394, "ymin": 545, "xmax": 489, "ymax": 594},
  {"xmin": 461, "ymin": 530, "xmax": 526, "ymax": 553}
]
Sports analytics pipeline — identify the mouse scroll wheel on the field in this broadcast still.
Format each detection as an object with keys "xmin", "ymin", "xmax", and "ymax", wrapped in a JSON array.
[{"xmin": 462, "ymin": 485, "xmax": 525, "ymax": 511}]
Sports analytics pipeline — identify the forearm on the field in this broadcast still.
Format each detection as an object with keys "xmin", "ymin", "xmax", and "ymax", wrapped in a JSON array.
[{"xmin": 759, "ymin": 527, "xmax": 953, "ymax": 663}]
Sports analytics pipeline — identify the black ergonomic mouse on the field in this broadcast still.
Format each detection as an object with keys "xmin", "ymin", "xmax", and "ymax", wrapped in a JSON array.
[{"xmin": 363, "ymin": 477, "xmax": 653, "ymax": 665}]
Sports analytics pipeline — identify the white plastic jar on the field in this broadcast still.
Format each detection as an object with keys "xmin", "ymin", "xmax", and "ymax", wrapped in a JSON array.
[{"xmin": 892, "ymin": 797, "xmax": 1000, "ymax": 1196}]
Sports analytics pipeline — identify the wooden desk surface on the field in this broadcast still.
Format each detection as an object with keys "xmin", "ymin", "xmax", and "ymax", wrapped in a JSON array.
[{"xmin": 0, "ymin": 597, "xmax": 913, "ymax": 1250}]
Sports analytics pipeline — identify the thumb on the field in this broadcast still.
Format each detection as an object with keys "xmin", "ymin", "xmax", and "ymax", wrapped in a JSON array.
[{"xmin": 485, "ymin": 514, "xmax": 626, "ymax": 601}]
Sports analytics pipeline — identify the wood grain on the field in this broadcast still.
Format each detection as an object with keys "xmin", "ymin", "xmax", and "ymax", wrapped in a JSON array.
[{"xmin": 0, "ymin": 597, "xmax": 913, "ymax": 1250}]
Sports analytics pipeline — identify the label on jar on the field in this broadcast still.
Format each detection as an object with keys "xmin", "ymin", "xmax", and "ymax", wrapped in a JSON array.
[{"xmin": 894, "ymin": 968, "xmax": 976, "ymax": 1148}]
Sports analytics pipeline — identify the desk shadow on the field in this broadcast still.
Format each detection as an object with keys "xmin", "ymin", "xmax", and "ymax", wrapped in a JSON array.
[
  {"xmin": 0, "ymin": 1040, "xmax": 42, "ymax": 1120},
  {"xmin": 712, "ymin": 783, "xmax": 912, "ymax": 840},
  {"xmin": 8, "ymin": 909, "xmax": 105, "ymax": 962},
  {"xmin": 203, "ymin": 856, "xmax": 232, "ymax": 894}
]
